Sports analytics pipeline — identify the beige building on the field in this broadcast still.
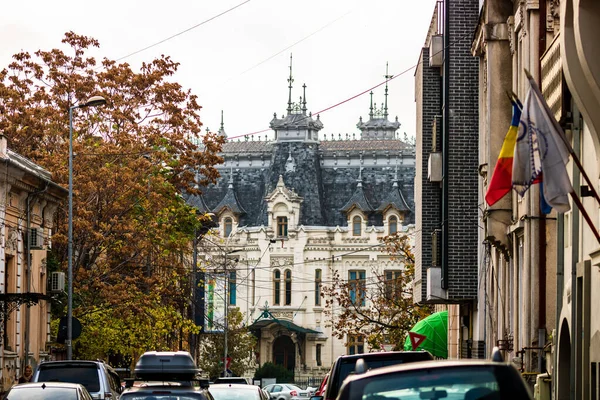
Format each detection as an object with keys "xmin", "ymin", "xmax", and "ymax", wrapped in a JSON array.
[
  {"xmin": 473, "ymin": 0, "xmax": 600, "ymax": 398},
  {"xmin": 196, "ymin": 174, "xmax": 415, "ymax": 380},
  {"xmin": 0, "ymin": 134, "xmax": 67, "ymax": 392}
]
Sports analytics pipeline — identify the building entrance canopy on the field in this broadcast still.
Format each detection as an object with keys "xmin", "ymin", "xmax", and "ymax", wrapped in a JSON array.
[{"xmin": 249, "ymin": 309, "xmax": 319, "ymax": 334}]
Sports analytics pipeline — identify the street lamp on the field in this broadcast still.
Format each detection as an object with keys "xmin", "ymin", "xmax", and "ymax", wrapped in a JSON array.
[{"xmin": 67, "ymin": 95, "xmax": 106, "ymax": 360}]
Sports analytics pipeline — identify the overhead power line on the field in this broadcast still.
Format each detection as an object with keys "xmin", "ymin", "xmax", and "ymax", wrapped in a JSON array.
[{"xmin": 113, "ymin": 0, "xmax": 253, "ymax": 63}]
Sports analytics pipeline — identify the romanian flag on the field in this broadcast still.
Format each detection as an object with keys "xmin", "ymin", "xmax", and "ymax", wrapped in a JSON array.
[{"xmin": 485, "ymin": 100, "xmax": 522, "ymax": 206}]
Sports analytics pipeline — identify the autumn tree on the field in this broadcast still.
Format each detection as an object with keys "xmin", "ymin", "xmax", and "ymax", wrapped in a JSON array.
[
  {"xmin": 0, "ymin": 32, "xmax": 224, "ymax": 360},
  {"xmin": 196, "ymin": 307, "xmax": 257, "ymax": 380},
  {"xmin": 321, "ymin": 233, "xmax": 431, "ymax": 351}
]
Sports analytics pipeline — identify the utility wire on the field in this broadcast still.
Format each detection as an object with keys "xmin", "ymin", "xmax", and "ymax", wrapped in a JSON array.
[
  {"xmin": 113, "ymin": 0, "xmax": 253, "ymax": 63},
  {"xmin": 226, "ymin": 32, "xmax": 473, "ymax": 140}
]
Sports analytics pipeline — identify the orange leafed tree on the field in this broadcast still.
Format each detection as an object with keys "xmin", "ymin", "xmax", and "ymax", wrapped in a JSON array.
[
  {"xmin": 321, "ymin": 234, "xmax": 431, "ymax": 351},
  {"xmin": 0, "ymin": 32, "xmax": 224, "ymax": 359}
]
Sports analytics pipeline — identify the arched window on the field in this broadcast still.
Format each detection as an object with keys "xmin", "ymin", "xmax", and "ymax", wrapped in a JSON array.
[
  {"xmin": 285, "ymin": 269, "xmax": 292, "ymax": 305},
  {"xmin": 277, "ymin": 216, "xmax": 288, "ymax": 237},
  {"xmin": 353, "ymin": 216, "xmax": 362, "ymax": 236},
  {"xmin": 224, "ymin": 217, "xmax": 233, "ymax": 237},
  {"xmin": 389, "ymin": 216, "xmax": 398, "ymax": 235},
  {"xmin": 273, "ymin": 269, "xmax": 281, "ymax": 305}
]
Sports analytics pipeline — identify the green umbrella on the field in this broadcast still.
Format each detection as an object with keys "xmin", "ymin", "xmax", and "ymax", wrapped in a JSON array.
[{"xmin": 403, "ymin": 310, "xmax": 448, "ymax": 358}]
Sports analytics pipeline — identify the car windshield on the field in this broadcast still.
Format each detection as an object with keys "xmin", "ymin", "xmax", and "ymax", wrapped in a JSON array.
[
  {"xmin": 7, "ymin": 386, "xmax": 79, "ymax": 400},
  {"xmin": 37, "ymin": 365, "xmax": 100, "ymax": 393},
  {"xmin": 210, "ymin": 387, "xmax": 261, "ymax": 400},
  {"xmin": 355, "ymin": 366, "xmax": 530, "ymax": 400}
]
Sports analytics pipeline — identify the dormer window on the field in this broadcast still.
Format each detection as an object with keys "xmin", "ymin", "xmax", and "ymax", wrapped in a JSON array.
[
  {"xmin": 224, "ymin": 217, "xmax": 233, "ymax": 237},
  {"xmin": 389, "ymin": 216, "xmax": 398, "ymax": 235},
  {"xmin": 277, "ymin": 216, "xmax": 288, "ymax": 237},
  {"xmin": 352, "ymin": 216, "xmax": 362, "ymax": 236}
]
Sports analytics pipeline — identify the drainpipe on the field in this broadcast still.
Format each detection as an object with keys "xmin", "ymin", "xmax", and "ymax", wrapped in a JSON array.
[
  {"xmin": 441, "ymin": 0, "xmax": 450, "ymax": 290},
  {"xmin": 570, "ymin": 106, "xmax": 581, "ymax": 400},
  {"xmin": 537, "ymin": 0, "xmax": 547, "ymax": 373}
]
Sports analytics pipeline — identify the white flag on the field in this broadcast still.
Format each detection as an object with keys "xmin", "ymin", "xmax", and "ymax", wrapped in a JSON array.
[{"xmin": 512, "ymin": 78, "xmax": 572, "ymax": 213}]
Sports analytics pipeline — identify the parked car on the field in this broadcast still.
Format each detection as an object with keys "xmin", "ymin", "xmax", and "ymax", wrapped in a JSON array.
[
  {"xmin": 314, "ymin": 350, "xmax": 433, "ymax": 400},
  {"xmin": 332, "ymin": 350, "xmax": 532, "ymax": 400},
  {"xmin": 263, "ymin": 383, "xmax": 310, "ymax": 399},
  {"xmin": 209, "ymin": 383, "xmax": 269, "ymax": 400},
  {"xmin": 313, "ymin": 373, "xmax": 328, "ymax": 397},
  {"xmin": 32, "ymin": 360, "xmax": 122, "ymax": 399},
  {"xmin": 121, "ymin": 351, "xmax": 213, "ymax": 400},
  {"xmin": 4, "ymin": 382, "xmax": 93, "ymax": 399}
]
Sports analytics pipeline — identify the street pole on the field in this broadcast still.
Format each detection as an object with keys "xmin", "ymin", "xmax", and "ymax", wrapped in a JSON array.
[
  {"xmin": 223, "ymin": 252, "xmax": 228, "ymax": 377},
  {"xmin": 67, "ymin": 96, "xmax": 106, "ymax": 360},
  {"xmin": 191, "ymin": 228, "xmax": 198, "ymax": 361},
  {"xmin": 67, "ymin": 105, "xmax": 74, "ymax": 360}
]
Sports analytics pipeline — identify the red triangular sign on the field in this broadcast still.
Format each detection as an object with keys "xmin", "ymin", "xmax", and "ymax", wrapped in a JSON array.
[{"xmin": 409, "ymin": 332, "xmax": 427, "ymax": 350}]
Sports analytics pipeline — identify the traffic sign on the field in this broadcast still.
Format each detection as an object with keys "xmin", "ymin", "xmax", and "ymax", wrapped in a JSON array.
[{"xmin": 408, "ymin": 332, "xmax": 427, "ymax": 350}]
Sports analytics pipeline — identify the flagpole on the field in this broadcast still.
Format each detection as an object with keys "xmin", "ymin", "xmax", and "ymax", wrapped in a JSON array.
[
  {"xmin": 569, "ymin": 191, "xmax": 600, "ymax": 245},
  {"xmin": 524, "ymin": 69, "xmax": 600, "ymax": 206}
]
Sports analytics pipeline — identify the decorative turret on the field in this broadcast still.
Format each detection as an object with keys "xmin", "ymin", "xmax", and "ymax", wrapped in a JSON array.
[
  {"xmin": 357, "ymin": 63, "xmax": 401, "ymax": 140},
  {"xmin": 377, "ymin": 164, "xmax": 411, "ymax": 216},
  {"xmin": 340, "ymin": 168, "xmax": 375, "ymax": 213},
  {"xmin": 212, "ymin": 169, "xmax": 246, "ymax": 216},
  {"xmin": 270, "ymin": 54, "xmax": 323, "ymax": 143}
]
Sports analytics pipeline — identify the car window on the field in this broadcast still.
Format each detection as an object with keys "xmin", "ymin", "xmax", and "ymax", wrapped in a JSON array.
[
  {"xmin": 272, "ymin": 385, "xmax": 282, "ymax": 392},
  {"xmin": 354, "ymin": 366, "xmax": 530, "ymax": 400},
  {"xmin": 7, "ymin": 386, "xmax": 79, "ymax": 400},
  {"xmin": 37, "ymin": 365, "xmax": 101, "ymax": 393}
]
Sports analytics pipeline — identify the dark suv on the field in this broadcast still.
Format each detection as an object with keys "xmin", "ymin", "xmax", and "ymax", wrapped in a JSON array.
[
  {"xmin": 312, "ymin": 351, "xmax": 433, "ymax": 400},
  {"xmin": 32, "ymin": 360, "xmax": 122, "ymax": 399},
  {"xmin": 334, "ymin": 348, "xmax": 532, "ymax": 400}
]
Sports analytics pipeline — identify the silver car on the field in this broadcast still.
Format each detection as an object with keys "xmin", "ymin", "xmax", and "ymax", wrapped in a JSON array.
[{"xmin": 263, "ymin": 384, "xmax": 310, "ymax": 400}]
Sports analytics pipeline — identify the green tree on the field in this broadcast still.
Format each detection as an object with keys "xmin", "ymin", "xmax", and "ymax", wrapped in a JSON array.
[
  {"xmin": 321, "ymin": 233, "xmax": 431, "ymax": 350},
  {"xmin": 0, "ymin": 32, "xmax": 224, "ymax": 360},
  {"xmin": 197, "ymin": 308, "xmax": 257, "ymax": 380}
]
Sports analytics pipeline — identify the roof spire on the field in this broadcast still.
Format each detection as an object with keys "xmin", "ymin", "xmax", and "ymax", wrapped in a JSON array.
[
  {"xmin": 393, "ymin": 163, "xmax": 399, "ymax": 188},
  {"xmin": 302, "ymin": 83, "xmax": 307, "ymax": 113},
  {"xmin": 217, "ymin": 110, "xmax": 226, "ymax": 137},
  {"xmin": 287, "ymin": 54, "xmax": 294, "ymax": 114},
  {"xmin": 384, "ymin": 62, "xmax": 393, "ymax": 118},
  {"xmin": 228, "ymin": 166, "xmax": 234, "ymax": 189},
  {"xmin": 369, "ymin": 92, "xmax": 374, "ymax": 118}
]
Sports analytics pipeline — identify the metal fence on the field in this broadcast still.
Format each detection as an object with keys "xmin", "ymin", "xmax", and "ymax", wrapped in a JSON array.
[{"xmin": 292, "ymin": 376, "xmax": 324, "ymax": 390}]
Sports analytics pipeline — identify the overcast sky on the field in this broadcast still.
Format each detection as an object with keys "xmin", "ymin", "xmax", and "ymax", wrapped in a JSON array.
[{"xmin": 1, "ymin": 0, "xmax": 439, "ymax": 141}]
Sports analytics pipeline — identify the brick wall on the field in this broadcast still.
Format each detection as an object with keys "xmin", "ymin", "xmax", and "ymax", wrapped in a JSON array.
[{"xmin": 446, "ymin": 0, "xmax": 480, "ymax": 300}]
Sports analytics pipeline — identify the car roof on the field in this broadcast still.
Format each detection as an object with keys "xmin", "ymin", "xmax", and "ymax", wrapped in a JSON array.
[
  {"xmin": 337, "ymin": 350, "xmax": 433, "ymax": 362},
  {"xmin": 209, "ymin": 383, "xmax": 258, "ymax": 389},
  {"xmin": 342, "ymin": 359, "xmax": 517, "ymax": 384},
  {"xmin": 14, "ymin": 382, "xmax": 86, "ymax": 389},
  {"xmin": 38, "ymin": 360, "xmax": 102, "ymax": 367}
]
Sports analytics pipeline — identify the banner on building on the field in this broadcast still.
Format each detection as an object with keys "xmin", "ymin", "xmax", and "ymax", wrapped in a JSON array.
[{"xmin": 205, "ymin": 273, "xmax": 226, "ymax": 333}]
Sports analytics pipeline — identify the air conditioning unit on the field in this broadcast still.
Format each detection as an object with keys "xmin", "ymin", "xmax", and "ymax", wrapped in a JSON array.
[
  {"xmin": 50, "ymin": 272, "xmax": 65, "ymax": 293},
  {"xmin": 429, "ymin": 35, "xmax": 444, "ymax": 67},
  {"xmin": 29, "ymin": 228, "xmax": 44, "ymax": 250}
]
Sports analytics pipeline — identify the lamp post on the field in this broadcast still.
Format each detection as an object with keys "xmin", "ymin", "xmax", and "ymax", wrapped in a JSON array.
[{"xmin": 67, "ymin": 95, "xmax": 106, "ymax": 360}]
